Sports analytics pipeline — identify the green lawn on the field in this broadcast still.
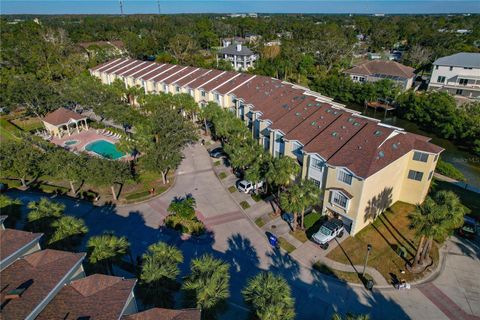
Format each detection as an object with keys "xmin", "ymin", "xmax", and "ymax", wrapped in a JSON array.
[
  {"xmin": 11, "ymin": 116, "xmax": 43, "ymax": 132},
  {"xmin": 279, "ymin": 237, "xmax": 296, "ymax": 253},
  {"xmin": 327, "ymin": 202, "xmax": 439, "ymax": 283},
  {"xmin": 0, "ymin": 118, "xmax": 22, "ymax": 141}
]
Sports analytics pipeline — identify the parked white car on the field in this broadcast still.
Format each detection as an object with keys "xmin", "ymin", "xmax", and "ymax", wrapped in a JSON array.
[
  {"xmin": 237, "ymin": 180, "xmax": 264, "ymax": 193},
  {"xmin": 312, "ymin": 219, "xmax": 344, "ymax": 249}
]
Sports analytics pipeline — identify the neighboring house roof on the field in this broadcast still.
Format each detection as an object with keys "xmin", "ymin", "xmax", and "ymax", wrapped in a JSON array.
[
  {"xmin": 123, "ymin": 308, "xmax": 201, "ymax": 320},
  {"xmin": 344, "ymin": 60, "xmax": 415, "ymax": 79},
  {"xmin": 42, "ymin": 107, "xmax": 87, "ymax": 126},
  {"xmin": 0, "ymin": 249, "xmax": 85, "ymax": 319},
  {"xmin": 433, "ymin": 52, "xmax": 480, "ymax": 68},
  {"xmin": 0, "ymin": 228, "xmax": 43, "ymax": 263},
  {"xmin": 218, "ymin": 44, "xmax": 254, "ymax": 56},
  {"xmin": 37, "ymin": 274, "xmax": 137, "ymax": 320}
]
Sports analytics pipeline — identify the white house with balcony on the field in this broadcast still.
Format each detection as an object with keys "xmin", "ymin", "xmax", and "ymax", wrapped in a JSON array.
[
  {"xmin": 428, "ymin": 52, "xmax": 480, "ymax": 100},
  {"xmin": 217, "ymin": 43, "xmax": 257, "ymax": 71}
]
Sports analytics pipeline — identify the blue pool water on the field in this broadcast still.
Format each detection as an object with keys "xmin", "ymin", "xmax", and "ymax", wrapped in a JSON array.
[{"xmin": 85, "ymin": 140, "xmax": 125, "ymax": 160}]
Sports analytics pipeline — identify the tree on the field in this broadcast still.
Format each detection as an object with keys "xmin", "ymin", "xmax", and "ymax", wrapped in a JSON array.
[
  {"xmin": 140, "ymin": 242, "xmax": 184, "ymax": 307},
  {"xmin": 140, "ymin": 142, "xmax": 182, "ymax": 184},
  {"xmin": 164, "ymin": 195, "xmax": 204, "ymax": 235},
  {"xmin": 47, "ymin": 150, "xmax": 87, "ymax": 195},
  {"xmin": 265, "ymin": 156, "xmax": 300, "ymax": 198},
  {"xmin": 297, "ymin": 179, "xmax": 322, "ymax": 229},
  {"xmin": 242, "ymin": 272, "xmax": 295, "ymax": 320},
  {"xmin": 183, "ymin": 254, "xmax": 230, "ymax": 317},
  {"xmin": 49, "ymin": 216, "xmax": 88, "ymax": 250},
  {"xmin": 168, "ymin": 34, "xmax": 197, "ymax": 64},
  {"xmin": 409, "ymin": 190, "xmax": 466, "ymax": 268},
  {"xmin": 173, "ymin": 93, "xmax": 199, "ymax": 121},
  {"xmin": 0, "ymin": 195, "xmax": 22, "ymax": 228},
  {"xmin": 332, "ymin": 313, "xmax": 370, "ymax": 320},
  {"xmin": 279, "ymin": 184, "xmax": 304, "ymax": 231},
  {"xmin": 27, "ymin": 198, "xmax": 65, "ymax": 232},
  {"xmin": 87, "ymin": 233, "xmax": 130, "ymax": 275},
  {"xmin": 86, "ymin": 158, "xmax": 131, "ymax": 200},
  {"xmin": 0, "ymin": 141, "xmax": 43, "ymax": 187}
]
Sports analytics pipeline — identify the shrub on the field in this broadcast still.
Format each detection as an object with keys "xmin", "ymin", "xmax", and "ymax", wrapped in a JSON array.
[
  {"xmin": 228, "ymin": 186, "xmax": 236, "ymax": 193},
  {"xmin": 255, "ymin": 217, "xmax": 265, "ymax": 228},
  {"xmin": 218, "ymin": 172, "xmax": 227, "ymax": 179},
  {"xmin": 214, "ymin": 160, "xmax": 221, "ymax": 166},
  {"xmin": 435, "ymin": 159, "xmax": 466, "ymax": 181},
  {"xmin": 278, "ymin": 237, "xmax": 296, "ymax": 253}
]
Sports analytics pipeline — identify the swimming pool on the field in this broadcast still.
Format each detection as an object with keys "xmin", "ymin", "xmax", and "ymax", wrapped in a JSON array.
[
  {"xmin": 84, "ymin": 140, "xmax": 125, "ymax": 160},
  {"xmin": 64, "ymin": 140, "xmax": 78, "ymax": 146}
]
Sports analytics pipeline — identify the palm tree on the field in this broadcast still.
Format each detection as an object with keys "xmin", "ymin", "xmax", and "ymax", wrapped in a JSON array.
[
  {"xmin": 409, "ymin": 190, "xmax": 466, "ymax": 268},
  {"xmin": 48, "ymin": 216, "xmax": 88, "ymax": 250},
  {"xmin": 27, "ymin": 198, "xmax": 65, "ymax": 232},
  {"xmin": 183, "ymin": 254, "xmax": 230, "ymax": 317},
  {"xmin": 87, "ymin": 234, "xmax": 130, "ymax": 275},
  {"xmin": 242, "ymin": 272, "xmax": 295, "ymax": 320},
  {"xmin": 265, "ymin": 156, "xmax": 300, "ymax": 198},
  {"xmin": 332, "ymin": 313, "xmax": 370, "ymax": 320},
  {"xmin": 279, "ymin": 184, "xmax": 303, "ymax": 231},
  {"xmin": 298, "ymin": 179, "xmax": 322, "ymax": 229},
  {"xmin": 140, "ymin": 242, "xmax": 184, "ymax": 307}
]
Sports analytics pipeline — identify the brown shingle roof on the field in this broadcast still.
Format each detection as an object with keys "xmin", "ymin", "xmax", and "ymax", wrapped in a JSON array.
[
  {"xmin": 344, "ymin": 60, "xmax": 415, "ymax": 79},
  {"xmin": 0, "ymin": 229, "xmax": 43, "ymax": 262},
  {"xmin": 42, "ymin": 108, "xmax": 86, "ymax": 126},
  {"xmin": 0, "ymin": 249, "xmax": 85, "ymax": 319},
  {"xmin": 37, "ymin": 274, "xmax": 137, "ymax": 320},
  {"xmin": 123, "ymin": 308, "xmax": 201, "ymax": 320}
]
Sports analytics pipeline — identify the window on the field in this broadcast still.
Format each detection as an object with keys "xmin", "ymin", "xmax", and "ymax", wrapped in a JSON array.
[
  {"xmin": 310, "ymin": 158, "xmax": 324, "ymax": 170},
  {"xmin": 292, "ymin": 142, "xmax": 302, "ymax": 156},
  {"xmin": 435, "ymin": 65, "xmax": 439, "ymax": 70},
  {"xmin": 408, "ymin": 170, "xmax": 424, "ymax": 181},
  {"xmin": 359, "ymin": 77, "xmax": 366, "ymax": 83},
  {"xmin": 176, "ymin": 86, "xmax": 180, "ymax": 92},
  {"xmin": 310, "ymin": 178, "xmax": 321, "ymax": 188},
  {"xmin": 332, "ymin": 191, "xmax": 349, "ymax": 209},
  {"xmin": 189, "ymin": 89, "xmax": 193, "ymax": 96},
  {"xmin": 215, "ymin": 93, "xmax": 220, "ymax": 101},
  {"xmin": 337, "ymin": 169, "xmax": 353, "ymax": 185},
  {"xmin": 437, "ymin": 76, "xmax": 446, "ymax": 83},
  {"xmin": 413, "ymin": 151, "xmax": 429, "ymax": 162},
  {"xmin": 459, "ymin": 78, "xmax": 468, "ymax": 85},
  {"xmin": 464, "ymin": 67, "xmax": 473, "ymax": 70},
  {"xmin": 434, "ymin": 154, "xmax": 439, "ymax": 162},
  {"xmin": 163, "ymin": 84, "xmax": 168, "ymax": 92},
  {"xmin": 456, "ymin": 89, "xmax": 463, "ymax": 95},
  {"xmin": 201, "ymin": 90, "xmax": 206, "ymax": 97},
  {"xmin": 449, "ymin": 66, "xmax": 453, "ymax": 71},
  {"xmin": 428, "ymin": 171, "xmax": 434, "ymax": 180}
]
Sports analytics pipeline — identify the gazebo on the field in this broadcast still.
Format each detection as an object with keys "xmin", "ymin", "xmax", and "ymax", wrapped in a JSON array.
[{"xmin": 42, "ymin": 108, "xmax": 89, "ymax": 138}]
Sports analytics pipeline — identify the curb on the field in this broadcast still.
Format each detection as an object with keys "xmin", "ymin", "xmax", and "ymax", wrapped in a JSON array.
[{"xmin": 116, "ymin": 174, "xmax": 177, "ymax": 208}]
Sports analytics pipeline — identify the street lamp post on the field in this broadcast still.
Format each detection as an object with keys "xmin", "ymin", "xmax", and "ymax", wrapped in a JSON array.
[{"xmin": 362, "ymin": 244, "xmax": 372, "ymax": 277}]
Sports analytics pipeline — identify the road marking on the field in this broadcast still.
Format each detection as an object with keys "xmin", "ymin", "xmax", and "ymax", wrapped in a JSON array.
[{"xmin": 418, "ymin": 283, "xmax": 480, "ymax": 320}]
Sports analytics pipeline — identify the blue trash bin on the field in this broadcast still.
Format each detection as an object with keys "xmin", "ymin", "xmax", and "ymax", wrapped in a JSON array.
[{"xmin": 268, "ymin": 234, "xmax": 278, "ymax": 247}]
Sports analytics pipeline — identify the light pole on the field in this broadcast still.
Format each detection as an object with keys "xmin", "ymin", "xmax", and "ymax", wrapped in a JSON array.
[{"xmin": 362, "ymin": 244, "xmax": 372, "ymax": 277}]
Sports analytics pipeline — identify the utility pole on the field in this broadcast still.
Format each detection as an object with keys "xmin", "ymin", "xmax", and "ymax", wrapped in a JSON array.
[
  {"xmin": 119, "ymin": 0, "xmax": 124, "ymax": 15},
  {"xmin": 157, "ymin": 0, "xmax": 161, "ymax": 14}
]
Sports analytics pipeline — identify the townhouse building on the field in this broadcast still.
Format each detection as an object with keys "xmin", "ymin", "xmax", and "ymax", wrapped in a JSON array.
[
  {"xmin": 428, "ymin": 52, "xmax": 480, "ymax": 100},
  {"xmin": 90, "ymin": 59, "xmax": 442, "ymax": 235}
]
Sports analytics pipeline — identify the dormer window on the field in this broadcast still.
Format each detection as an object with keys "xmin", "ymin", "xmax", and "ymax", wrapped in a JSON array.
[{"xmin": 337, "ymin": 169, "xmax": 353, "ymax": 185}]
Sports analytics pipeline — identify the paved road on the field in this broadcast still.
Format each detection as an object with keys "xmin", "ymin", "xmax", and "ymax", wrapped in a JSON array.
[{"xmin": 8, "ymin": 143, "xmax": 480, "ymax": 320}]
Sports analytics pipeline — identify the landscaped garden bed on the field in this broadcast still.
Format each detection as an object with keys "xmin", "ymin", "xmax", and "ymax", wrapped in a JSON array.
[{"xmin": 327, "ymin": 202, "xmax": 439, "ymax": 283}]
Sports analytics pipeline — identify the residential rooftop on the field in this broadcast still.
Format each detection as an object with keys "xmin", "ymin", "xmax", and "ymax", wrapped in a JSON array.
[
  {"xmin": 123, "ymin": 307, "xmax": 201, "ymax": 320},
  {"xmin": 0, "ymin": 249, "xmax": 85, "ymax": 319},
  {"xmin": 91, "ymin": 59, "xmax": 443, "ymax": 179},
  {"xmin": 0, "ymin": 228, "xmax": 43, "ymax": 264},
  {"xmin": 432, "ymin": 52, "xmax": 480, "ymax": 68},
  {"xmin": 37, "ymin": 274, "xmax": 137, "ymax": 320},
  {"xmin": 344, "ymin": 60, "xmax": 415, "ymax": 79}
]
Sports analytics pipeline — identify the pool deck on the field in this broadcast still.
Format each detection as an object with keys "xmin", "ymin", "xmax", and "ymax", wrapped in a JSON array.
[{"xmin": 50, "ymin": 129, "xmax": 133, "ymax": 161}]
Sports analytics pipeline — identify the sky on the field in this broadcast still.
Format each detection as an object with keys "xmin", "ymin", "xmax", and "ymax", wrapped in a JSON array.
[{"xmin": 1, "ymin": 0, "xmax": 479, "ymax": 15}]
